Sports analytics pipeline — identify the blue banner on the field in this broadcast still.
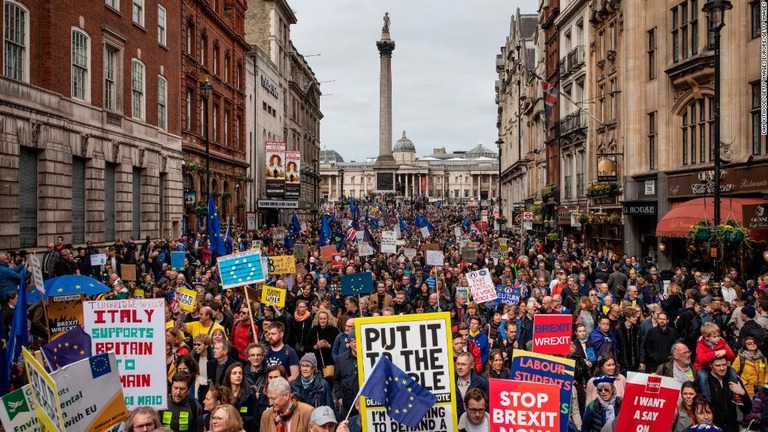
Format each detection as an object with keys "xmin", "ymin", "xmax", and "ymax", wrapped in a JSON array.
[
  {"xmin": 496, "ymin": 285, "xmax": 521, "ymax": 306},
  {"xmin": 171, "ymin": 251, "xmax": 185, "ymax": 271},
  {"xmin": 217, "ymin": 251, "xmax": 265, "ymax": 289},
  {"xmin": 510, "ymin": 351, "xmax": 575, "ymax": 432}
]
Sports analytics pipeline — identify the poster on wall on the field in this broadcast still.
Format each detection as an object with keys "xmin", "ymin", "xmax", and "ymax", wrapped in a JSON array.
[
  {"xmin": 285, "ymin": 150, "xmax": 301, "ymax": 199},
  {"xmin": 265, "ymin": 141, "xmax": 286, "ymax": 198}
]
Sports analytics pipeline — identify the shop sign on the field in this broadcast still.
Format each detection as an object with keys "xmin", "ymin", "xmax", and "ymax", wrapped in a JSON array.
[
  {"xmin": 667, "ymin": 165, "xmax": 768, "ymax": 198},
  {"xmin": 743, "ymin": 204, "xmax": 768, "ymax": 230},
  {"xmin": 623, "ymin": 202, "xmax": 658, "ymax": 216}
]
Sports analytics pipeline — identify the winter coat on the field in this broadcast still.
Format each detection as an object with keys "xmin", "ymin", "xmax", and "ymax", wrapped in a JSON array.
[
  {"xmin": 582, "ymin": 397, "xmax": 622, "ymax": 432},
  {"xmin": 694, "ymin": 335, "xmax": 735, "ymax": 371},
  {"xmin": 232, "ymin": 385, "xmax": 259, "ymax": 432},
  {"xmin": 642, "ymin": 325, "xmax": 678, "ymax": 372},
  {"xmin": 615, "ymin": 321, "xmax": 642, "ymax": 371},
  {"xmin": 290, "ymin": 373, "xmax": 334, "ymax": 409},
  {"xmin": 589, "ymin": 328, "xmax": 619, "ymax": 360},
  {"xmin": 732, "ymin": 350, "xmax": 768, "ymax": 397}
]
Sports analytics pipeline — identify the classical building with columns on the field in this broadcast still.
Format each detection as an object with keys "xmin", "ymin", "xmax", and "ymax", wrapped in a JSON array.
[{"xmin": 319, "ymin": 132, "xmax": 499, "ymax": 202}]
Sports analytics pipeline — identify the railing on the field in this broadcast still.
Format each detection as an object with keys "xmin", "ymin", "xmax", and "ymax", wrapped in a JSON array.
[
  {"xmin": 567, "ymin": 45, "xmax": 585, "ymax": 72},
  {"xmin": 557, "ymin": 111, "xmax": 586, "ymax": 135},
  {"xmin": 558, "ymin": 58, "xmax": 570, "ymax": 79}
]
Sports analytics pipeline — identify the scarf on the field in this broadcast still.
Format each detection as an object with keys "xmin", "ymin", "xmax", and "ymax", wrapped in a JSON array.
[
  {"xmin": 274, "ymin": 396, "xmax": 298, "ymax": 432},
  {"xmin": 300, "ymin": 376, "xmax": 313, "ymax": 389},
  {"xmin": 469, "ymin": 328, "xmax": 480, "ymax": 338},
  {"xmin": 742, "ymin": 349, "xmax": 762, "ymax": 361},
  {"xmin": 597, "ymin": 394, "xmax": 618, "ymax": 425},
  {"xmin": 294, "ymin": 309, "xmax": 311, "ymax": 322}
]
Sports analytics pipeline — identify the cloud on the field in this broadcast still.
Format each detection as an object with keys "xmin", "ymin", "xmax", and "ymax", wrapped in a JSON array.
[{"xmin": 288, "ymin": 1, "xmax": 536, "ymax": 162}]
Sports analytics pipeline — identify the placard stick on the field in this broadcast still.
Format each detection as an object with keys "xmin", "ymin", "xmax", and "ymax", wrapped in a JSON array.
[{"xmin": 243, "ymin": 287, "xmax": 258, "ymax": 343}]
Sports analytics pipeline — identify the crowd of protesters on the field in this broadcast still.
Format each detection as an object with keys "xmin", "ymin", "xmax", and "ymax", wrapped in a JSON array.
[{"xmin": 3, "ymin": 195, "xmax": 768, "ymax": 432}]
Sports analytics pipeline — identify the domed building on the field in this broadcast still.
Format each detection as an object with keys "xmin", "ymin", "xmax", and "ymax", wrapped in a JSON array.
[{"xmin": 393, "ymin": 131, "xmax": 417, "ymax": 164}]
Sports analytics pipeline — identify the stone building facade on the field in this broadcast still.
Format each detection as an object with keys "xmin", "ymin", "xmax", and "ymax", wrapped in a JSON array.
[
  {"xmin": 180, "ymin": 0, "xmax": 249, "ymax": 233},
  {"xmin": 0, "ymin": 0, "xmax": 184, "ymax": 249},
  {"xmin": 319, "ymin": 133, "xmax": 499, "ymax": 204}
]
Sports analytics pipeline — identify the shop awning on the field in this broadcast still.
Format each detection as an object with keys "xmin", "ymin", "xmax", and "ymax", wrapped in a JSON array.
[{"xmin": 656, "ymin": 197, "xmax": 768, "ymax": 242}]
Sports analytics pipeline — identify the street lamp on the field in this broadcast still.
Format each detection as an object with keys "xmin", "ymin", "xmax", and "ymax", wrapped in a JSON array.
[
  {"xmin": 496, "ymin": 138, "xmax": 503, "ymax": 223},
  {"xmin": 200, "ymin": 77, "xmax": 213, "ymax": 199},
  {"xmin": 339, "ymin": 168, "xmax": 345, "ymax": 201},
  {"xmin": 702, "ymin": 0, "xmax": 731, "ymax": 287}
]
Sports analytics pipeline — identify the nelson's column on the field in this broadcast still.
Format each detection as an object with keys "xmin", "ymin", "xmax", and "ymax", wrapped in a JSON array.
[{"xmin": 374, "ymin": 12, "xmax": 398, "ymax": 192}]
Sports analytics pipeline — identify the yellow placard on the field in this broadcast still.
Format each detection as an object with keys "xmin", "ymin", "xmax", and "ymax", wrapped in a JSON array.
[
  {"xmin": 270, "ymin": 255, "xmax": 297, "ymax": 275},
  {"xmin": 355, "ymin": 313, "xmax": 458, "ymax": 432},
  {"xmin": 23, "ymin": 347, "xmax": 65, "ymax": 432},
  {"xmin": 177, "ymin": 287, "xmax": 197, "ymax": 312},
  {"xmin": 260, "ymin": 286, "xmax": 286, "ymax": 307}
]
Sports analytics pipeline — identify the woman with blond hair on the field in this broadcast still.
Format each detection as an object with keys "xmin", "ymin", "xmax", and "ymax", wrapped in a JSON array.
[
  {"xmin": 308, "ymin": 308, "xmax": 340, "ymax": 380},
  {"xmin": 209, "ymin": 404, "xmax": 244, "ymax": 432},
  {"xmin": 662, "ymin": 281, "xmax": 685, "ymax": 323}
]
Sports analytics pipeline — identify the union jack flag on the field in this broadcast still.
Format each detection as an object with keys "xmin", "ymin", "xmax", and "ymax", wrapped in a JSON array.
[{"xmin": 541, "ymin": 79, "xmax": 559, "ymax": 131}]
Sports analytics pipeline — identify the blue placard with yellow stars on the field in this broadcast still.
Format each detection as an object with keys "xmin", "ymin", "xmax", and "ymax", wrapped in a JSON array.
[
  {"xmin": 218, "ymin": 251, "xmax": 265, "ymax": 289},
  {"xmin": 341, "ymin": 272, "xmax": 374, "ymax": 295}
]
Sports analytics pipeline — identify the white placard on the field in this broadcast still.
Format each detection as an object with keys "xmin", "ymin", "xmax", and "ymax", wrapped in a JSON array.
[
  {"xmin": 403, "ymin": 248, "xmax": 417, "ymax": 261},
  {"xmin": 90, "ymin": 254, "xmax": 107, "ymax": 266},
  {"xmin": 359, "ymin": 242, "xmax": 375, "ymax": 256},
  {"xmin": 381, "ymin": 231, "xmax": 397, "ymax": 254},
  {"xmin": 465, "ymin": 269, "xmax": 498, "ymax": 303},
  {"xmin": 83, "ymin": 298, "xmax": 167, "ymax": 410},
  {"xmin": 425, "ymin": 250, "xmax": 444, "ymax": 266},
  {"xmin": 28, "ymin": 255, "xmax": 45, "ymax": 295},
  {"xmin": 454, "ymin": 227, "xmax": 462, "ymax": 239}
]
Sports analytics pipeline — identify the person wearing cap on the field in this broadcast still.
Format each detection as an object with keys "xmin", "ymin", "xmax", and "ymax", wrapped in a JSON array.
[
  {"xmin": 291, "ymin": 353, "xmax": 334, "ymax": 409},
  {"xmin": 581, "ymin": 375, "xmax": 622, "ymax": 432},
  {"xmin": 308, "ymin": 406, "xmax": 338, "ymax": 432},
  {"xmin": 737, "ymin": 305, "xmax": 765, "ymax": 350}
]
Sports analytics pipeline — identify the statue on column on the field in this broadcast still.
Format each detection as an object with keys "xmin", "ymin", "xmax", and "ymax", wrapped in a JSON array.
[{"xmin": 382, "ymin": 12, "xmax": 390, "ymax": 33}]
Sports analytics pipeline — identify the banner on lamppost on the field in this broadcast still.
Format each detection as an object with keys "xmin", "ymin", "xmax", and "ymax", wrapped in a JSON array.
[
  {"xmin": 265, "ymin": 142, "xmax": 286, "ymax": 198},
  {"xmin": 285, "ymin": 150, "xmax": 301, "ymax": 199}
]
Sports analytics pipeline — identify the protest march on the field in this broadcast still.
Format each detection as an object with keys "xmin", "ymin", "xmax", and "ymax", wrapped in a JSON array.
[{"xmin": 0, "ymin": 196, "xmax": 766, "ymax": 432}]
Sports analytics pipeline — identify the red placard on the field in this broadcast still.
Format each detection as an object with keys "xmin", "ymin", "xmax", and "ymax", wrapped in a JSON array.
[
  {"xmin": 615, "ymin": 372, "xmax": 681, "ymax": 432},
  {"xmin": 331, "ymin": 253, "xmax": 343, "ymax": 269},
  {"xmin": 489, "ymin": 379, "xmax": 560, "ymax": 432},
  {"xmin": 532, "ymin": 314, "xmax": 572, "ymax": 355}
]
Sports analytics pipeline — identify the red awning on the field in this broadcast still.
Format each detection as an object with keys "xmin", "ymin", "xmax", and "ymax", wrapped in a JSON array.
[{"xmin": 656, "ymin": 197, "xmax": 768, "ymax": 242}]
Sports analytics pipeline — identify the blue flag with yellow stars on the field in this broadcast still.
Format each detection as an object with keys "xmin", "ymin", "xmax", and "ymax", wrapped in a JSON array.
[
  {"xmin": 360, "ymin": 355, "xmax": 437, "ymax": 428},
  {"xmin": 40, "ymin": 326, "xmax": 92, "ymax": 370},
  {"xmin": 208, "ymin": 195, "xmax": 226, "ymax": 256},
  {"xmin": 89, "ymin": 352, "xmax": 112, "ymax": 378},
  {"xmin": 340, "ymin": 272, "xmax": 373, "ymax": 295}
]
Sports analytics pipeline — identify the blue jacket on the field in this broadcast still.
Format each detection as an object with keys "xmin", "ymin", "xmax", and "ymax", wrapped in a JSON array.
[
  {"xmin": 0, "ymin": 263, "xmax": 24, "ymax": 302},
  {"xmin": 468, "ymin": 331, "xmax": 491, "ymax": 366}
]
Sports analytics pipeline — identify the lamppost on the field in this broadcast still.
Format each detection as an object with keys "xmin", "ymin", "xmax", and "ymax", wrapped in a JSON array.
[
  {"xmin": 339, "ymin": 168, "xmax": 345, "ymax": 201},
  {"xmin": 496, "ymin": 138, "xmax": 503, "ymax": 225},
  {"xmin": 702, "ymin": 0, "xmax": 731, "ymax": 288},
  {"xmin": 200, "ymin": 77, "xmax": 213, "ymax": 199},
  {"xmin": 312, "ymin": 158, "xmax": 319, "ymax": 220}
]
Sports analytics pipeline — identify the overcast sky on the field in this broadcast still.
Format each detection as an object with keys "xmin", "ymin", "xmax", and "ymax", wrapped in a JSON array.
[{"xmin": 288, "ymin": 1, "xmax": 537, "ymax": 163}]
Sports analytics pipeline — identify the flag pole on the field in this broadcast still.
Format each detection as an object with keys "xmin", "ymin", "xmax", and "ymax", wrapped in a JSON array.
[
  {"xmin": 243, "ymin": 285, "xmax": 258, "ymax": 343},
  {"xmin": 344, "ymin": 354, "xmax": 384, "ymax": 421}
]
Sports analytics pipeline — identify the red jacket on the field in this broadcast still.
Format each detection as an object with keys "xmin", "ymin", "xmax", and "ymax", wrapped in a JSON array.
[
  {"xmin": 466, "ymin": 339, "xmax": 483, "ymax": 373},
  {"xmin": 694, "ymin": 335, "xmax": 735, "ymax": 371},
  {"xmin": 231, "ymin": 319, "xmax": 258, "ymax": 362}
]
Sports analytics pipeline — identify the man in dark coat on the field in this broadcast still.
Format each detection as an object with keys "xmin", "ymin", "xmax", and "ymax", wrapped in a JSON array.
[
  {"xmin": 454, "ymin": 352, "xmax": 488, "ymax": 419},
  {"xmin": 615, "ymin": 308, "xmax": 643, "ymax": 375},
  {"xmin": 641, "ymin": 311, "xmax": 678, "ymax": 372},
  {"xmin": 703, "ymin": 357, "xmax": 751, "ymax": 432},
  {"xmin": 334, "ymin": 330, "xmax": 360, "ymax": 418}
]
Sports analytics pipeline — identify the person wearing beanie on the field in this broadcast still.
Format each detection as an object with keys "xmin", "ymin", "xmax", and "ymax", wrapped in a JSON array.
[
  {"xmin": 738, "ymin": 305, "xmax": 766, "ymax": 352},
  {"xmin": 290, "ymin": 352, "xmax": 334, "ymax": 410}
]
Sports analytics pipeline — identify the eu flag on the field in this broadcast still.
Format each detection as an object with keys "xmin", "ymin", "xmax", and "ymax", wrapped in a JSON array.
[
  {"xmin": 462, "ymin": 216, "xmax": 470, "ymax": 228},
  {"xmin": 41, "ymin": 326, "xmax": 92, "ymax": 370},
  {"xmin": 285, "ymin": 211, "xmax": 302, "ymax": 250},
  {"xmin": 398, "ymin": 217, "xmax": 412, "ymax": 237},
  {"xmin": 414, "ymin": 213, "xmax": 434, "ymax": 238},
  {"xmin": 5, "ymin": 267, "xmax": 27, "ymax": 377},
  {"xmin": 360, "ymin": 355, "xmax": 437, "ymax": 428},
  {"xmin": 433, "ymin": 201, "xmax": 442, "ymax": 209},
  {"xmin": 340, "ymin": 272, "xmax": 374, "ymax": 295},
  {"xmin": 208, "ymin": 195, "xmax": 226, "ymax": 256},
  {"xmin": 319, "ymin": 214, "xmax": 331, "ymax": 247}
]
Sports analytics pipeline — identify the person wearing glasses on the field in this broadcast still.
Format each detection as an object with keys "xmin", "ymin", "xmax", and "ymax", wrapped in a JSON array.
[
  {"xmin": 581, "ymin": 375, "xmax": 622, "ymax": 432},
  {"xmin": 458, "ymin": 388, "xmax": 489, "ymax": 432},
  {"xmin": 209, "ymin": 404, "xmax": 244, "ymax": 432},
  {"xmin": 126, "ymin": 406, "xmax": 161, "ymax": 432}
]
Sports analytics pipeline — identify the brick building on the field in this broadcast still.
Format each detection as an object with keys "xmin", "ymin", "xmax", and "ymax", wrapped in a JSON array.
[
  {"xmin": 180, "ymin": 0, "xmax": 250, "ymax": 233},
  {"xmin": 0, "ymin": 0, "xmax": 184, "ymax": 249}
]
